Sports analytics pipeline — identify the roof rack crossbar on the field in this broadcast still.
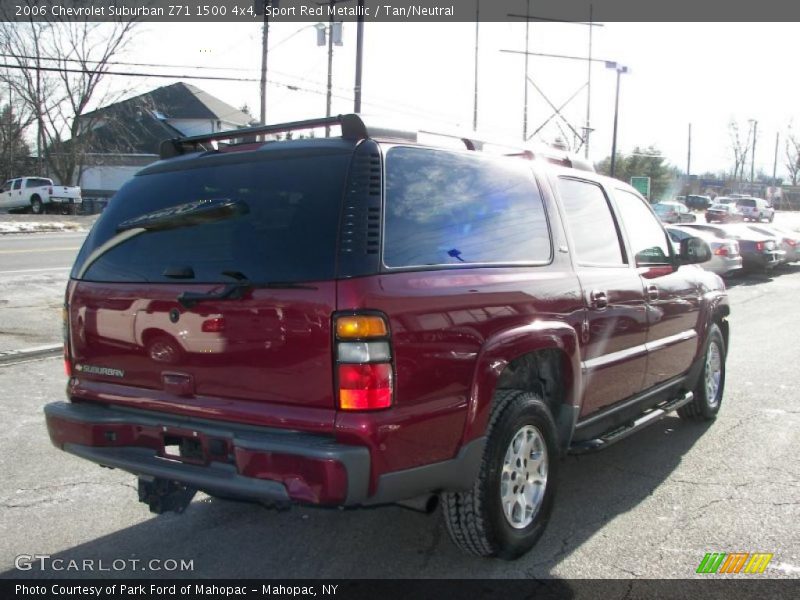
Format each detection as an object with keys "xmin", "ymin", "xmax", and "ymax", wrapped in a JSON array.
[{"xmin": 159, "ymin": 114, "xmax": 368, "ymax": 159}]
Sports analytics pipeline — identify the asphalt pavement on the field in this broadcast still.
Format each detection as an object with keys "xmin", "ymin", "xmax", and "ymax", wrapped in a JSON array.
[
  {"xmin": 0, "ymin": 232, "xmax": 85, "ymax": 352},
  {"xmin": 0, "ymin": 264, "xmax": 798, "ymax": 579}
]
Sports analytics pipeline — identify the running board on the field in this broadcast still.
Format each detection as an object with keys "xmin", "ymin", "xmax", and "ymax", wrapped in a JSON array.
[{"xmin": 569, "ymin": 391, "xmax": 694, "ymax": 454}]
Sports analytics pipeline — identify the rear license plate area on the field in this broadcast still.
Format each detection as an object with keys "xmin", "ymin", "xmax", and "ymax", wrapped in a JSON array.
[{"xmin": 161, "ymin": 432, "xmax": 206, "ymax": 465}]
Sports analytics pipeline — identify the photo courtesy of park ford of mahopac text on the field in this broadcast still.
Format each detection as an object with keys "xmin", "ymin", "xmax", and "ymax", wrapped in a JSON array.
[{"xmin": 2, "ymin": 0, "xmax": 800, "ymax": 598}]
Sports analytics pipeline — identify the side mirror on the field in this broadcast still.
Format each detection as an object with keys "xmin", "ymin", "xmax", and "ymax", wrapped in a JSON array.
[{"xmin": 677, "ymin": 236, "xmax": 712, "ymax": 265}]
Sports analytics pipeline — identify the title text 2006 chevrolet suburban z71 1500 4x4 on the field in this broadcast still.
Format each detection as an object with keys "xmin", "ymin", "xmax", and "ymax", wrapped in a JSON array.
[{"xmin": 45, "ymin": 115, "xmax": 729, "ymax": 559}]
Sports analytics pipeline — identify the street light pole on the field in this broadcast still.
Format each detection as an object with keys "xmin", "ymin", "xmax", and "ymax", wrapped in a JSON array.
[
  {"xmin": 606, "ymin": 62, "xmax": 628, "ymax": 179},
  {"xmin": 750, "ymin": 120, "xmax": 758, "ymax": 183}
]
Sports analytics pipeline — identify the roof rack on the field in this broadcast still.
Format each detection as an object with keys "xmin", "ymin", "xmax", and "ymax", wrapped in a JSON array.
[{"xmin": 158, "ymin": 113, "xmax": 595, "ymax": 172}]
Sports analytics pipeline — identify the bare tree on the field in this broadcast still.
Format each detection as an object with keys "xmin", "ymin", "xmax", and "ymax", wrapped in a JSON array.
[
  {"xmin": 785, "ymin": 126, "xmax": 800, "ymax": 186},
  {"xmin": 728, "ymin": 120, "xmax": 752, "ymax": 183},
  {"xmin": 0, "ymin": 87, "xmax": 36, "ymax": 182},
  {"xmin": 0, "ymin": 4, "xmax": 137, "ymax": 184}
]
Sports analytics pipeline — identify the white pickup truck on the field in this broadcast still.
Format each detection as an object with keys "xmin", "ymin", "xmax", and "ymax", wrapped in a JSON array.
[{"xmin": 0, "ymin": 177, "xmax": 82, "ymax": 214}]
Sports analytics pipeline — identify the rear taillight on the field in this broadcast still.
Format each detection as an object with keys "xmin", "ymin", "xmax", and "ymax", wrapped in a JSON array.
[
  {"xmin": 785, "ymin": 238, "xmax": 798, "ymax": 247},
  {"xmin": 201, "ymin": 317, "xmax": 225, "ymax": 333},
  {"xmin": 48, "ymin": 187, "xmax": 53, "ymax": 194},
  {"xmin": 712, "ymin": 244, "xmax": 728, "ymax": 256},
  {"xmin": 62, "ymin": 305, "xmax": 72, "ymax": 377},
  {"xmin": 334, "ymin": 314, "xmax": 392, "ymax": 411},
  {"xmin": 755, "ymin": 241, "xmax": 765, "ymax": 252}
]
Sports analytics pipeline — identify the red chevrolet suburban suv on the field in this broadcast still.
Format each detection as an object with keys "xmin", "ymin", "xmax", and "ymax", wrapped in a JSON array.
[{"xmin": 45, "ymin": 115, "xmax": 729, "ymax": 559}]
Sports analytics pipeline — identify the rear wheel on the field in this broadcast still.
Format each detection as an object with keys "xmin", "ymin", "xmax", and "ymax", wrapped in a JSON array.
[
  {"xmin": 678, "ymin": 323, "xmax": 726, "ymax": 421},
  {"xmin": 30, "ymin": 196, "xmax": 43, "ymax": 214},
  {"xmin": 146, "ymin": 334, "xmax": 183, "ymax": 364},
  {"xmin": 441, "ymin": 390, "xmax": 559, "ymax": 559}
]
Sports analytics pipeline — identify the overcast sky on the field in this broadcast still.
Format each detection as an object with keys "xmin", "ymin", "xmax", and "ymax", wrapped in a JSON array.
[{"xmin": 110, "ymin": 21, "xmax": 797, "ymax": 178}]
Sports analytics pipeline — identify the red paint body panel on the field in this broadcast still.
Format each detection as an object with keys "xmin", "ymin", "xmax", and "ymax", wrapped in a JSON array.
[
  {"xmin": 335, "ymin": 267, "xmax": 585, "ymax": 470},
  {"xmin": 67, "ymin": 280, "xmax": 338, "ymax": 424}
]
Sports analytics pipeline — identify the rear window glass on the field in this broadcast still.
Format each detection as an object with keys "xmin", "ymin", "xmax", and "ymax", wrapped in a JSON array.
[
  {"xmin": 383, "ymin": 147, "xmax": 550, "ymax": 268},
  {"xmin": 72, "ymin": 151, "xmax": 350, "ymax": 283},
  {"xmin": 27, "ymin": 178, "xmax": 51, "ymax": 188},
  {"xmin": 737, "ymin": 199, "xmax": 756, "ymax": 207}
]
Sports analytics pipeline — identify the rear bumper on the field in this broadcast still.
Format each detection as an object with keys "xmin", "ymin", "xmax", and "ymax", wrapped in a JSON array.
[
  {"xmin": 48, "ymin": 197, "xmax": 82, "ymax": 204},
  {"xmin": 44, "ymin": 401, "xmax": 370, "ymax": 506},
  {"xmin": 45, "ymin": 401, "xmax": 486, "ymax": 508}
]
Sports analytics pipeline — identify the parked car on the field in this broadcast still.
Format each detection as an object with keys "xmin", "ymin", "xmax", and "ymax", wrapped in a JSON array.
[
  {"xmin": 653, "ymin": 201, "xmax": 697, "ymax": 223},
  {"xmin": 713, "ymin": 196, "xmax": 737, "ymax": 205},
  {"xmin": 666, "ymin": 225, "xmax": 742, "ymax": 277},
  {"xmin": 746, "ymin": 224, "xmax": 800, "ymax": 263},
  {"xmin": 684, "ymin": 223, "xmax": 784, "ymax": 271},
  {"xmin": 705, "ymin": 203, "xmax": 744, "ymax": 223},
  {"xmin": 45, "ymin": 114, "xmax": 728, "ymax": 560},
  {"xmin": 736, "ymin": 197, "xmax": 774, "ymax": 222},
  {"xmin": 0, "ymin": 176, "xmax": 82, "ymax": 214},
  {"xmin": 679, "ymin": 194, "xmax": 712, "ymax": 210}
]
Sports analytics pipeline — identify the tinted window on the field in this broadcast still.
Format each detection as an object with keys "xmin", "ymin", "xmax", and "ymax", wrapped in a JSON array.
[
  {"xmin": 72, "ymin": 151, "xmax": 350, "ymax": 283},
  {"xmin": 12, "ymin": 180, "xmax": 21, "ymax": 190},
  {"xmin": 738, "ymin": 199, "xmax": 756, "ymax": 207},
  {"xmin": 614, "ymin": 189, "xmax": 672, "ymax": 265},
  {"xmin": 558, "ymin": 178, "xmax": 625, "ymax": 265},
  {"xmin": 383, "ymin": 147, "xmax": 550, "ymax": 267}
]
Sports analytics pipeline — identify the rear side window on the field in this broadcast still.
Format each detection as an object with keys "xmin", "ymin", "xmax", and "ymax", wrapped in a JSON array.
[
  {"xmin": 72, "ymin": 151, "xmax": 350, "ymax": 283},
  {"xmin": 383, "ymin": 147, "xmax": 550, "ymax": 268},
  {"xmin": 738, "ymin": 199, "xmax": 755, "ymax": 207},
  {"xmin": 27, "ymin": 178, "xmax": 50, "ymax": 188},
  {"xmin": 558, "ymin": 177, "xmax": 625, "ymax": 266}
]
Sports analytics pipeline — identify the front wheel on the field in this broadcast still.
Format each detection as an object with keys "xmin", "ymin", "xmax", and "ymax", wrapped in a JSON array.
[
  {"xmin": 679, "ymin": 323, "xmax": 726, "ymax": 421},
  {"xmin": 441, "ymin": 390, "xmax": 559, "ymax": 559}
]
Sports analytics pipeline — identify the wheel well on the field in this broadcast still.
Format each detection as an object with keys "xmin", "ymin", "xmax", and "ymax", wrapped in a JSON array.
[
  {"xmin": 715, "ymin": 315, "xmax": 729, "ymax": 351},
  {"xmin": 495, "ymin": 348, "xmax": 570, "ymax": 423},
  {"xmin": 31, "ymin": 194, "xmax": 41, "ymax": 202}
]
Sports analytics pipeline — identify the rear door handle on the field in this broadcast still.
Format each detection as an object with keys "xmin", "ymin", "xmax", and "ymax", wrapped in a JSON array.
[
  {"xmin": 646, "ymin": 285, "xmax": 659, "ymax": 301},
  {"xmin": 589, "ymin": 290, "xmax": 608, "ymax": 309}
]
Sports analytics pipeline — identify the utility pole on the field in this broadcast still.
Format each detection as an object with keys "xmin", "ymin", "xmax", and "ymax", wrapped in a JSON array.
[
  {"xmin": 522, "ymin": 0, "xmax": 530, "ymax": 140},
  {"xmin": 687, "ymin": 122, "xmax": 692, "ymax": 191},
  {"xmin": 751, "ymin": 121, "xmax": 758, "ymax": 183},
  {"xmin": 325, "ymin": 0, "xmax": 335, "ymax": 136},
  {"xmin": 260, "ymin": 1, "xmax": 270, "ymax": 125},
  {"xmin": 772, "ymin": 131, "xmax": 779, "ymax": 186},
  {"xmin": 584, "ymin": 3, "xmax": 593, "ymax": 158},
  {"xmin": 472, "ymin": 0, "xmax": 479, "ymax": 131},
  {"xmin": 353, "ymin": 0, "xmax": 364, "ymax": 113}
]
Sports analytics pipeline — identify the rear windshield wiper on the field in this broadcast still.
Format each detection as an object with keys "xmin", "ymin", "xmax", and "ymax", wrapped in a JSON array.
[
  {"xmin": 116, "ymin": 198, "xmax": 248, "ymax": 232},
  {"xmin": 177, "ymin": 271, "xmax": 317, "ymax": 308},
  {"xmin": 77, "ymin": 199, "xmax": 248, "ymax": 279}
]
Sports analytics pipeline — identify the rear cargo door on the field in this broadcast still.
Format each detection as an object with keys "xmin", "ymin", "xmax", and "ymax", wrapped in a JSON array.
[{"xmin": 68, "ymin": 146, "xmax": 352, "ymax": 413}]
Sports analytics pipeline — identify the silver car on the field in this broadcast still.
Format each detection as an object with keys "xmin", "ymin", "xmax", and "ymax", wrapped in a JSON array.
[
  {"xmin": 667, "ymin": 225, "xmax": 743, "ymax": 277},
  {"xmin": 746, "ymin": 224, "xmax": 800, "ymax": 263}
]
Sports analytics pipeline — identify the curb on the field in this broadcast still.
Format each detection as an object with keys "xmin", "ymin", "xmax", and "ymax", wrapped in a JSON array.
[{"xmin": 0, "ymin": 344, "xmax": 62, "ymax": 365}]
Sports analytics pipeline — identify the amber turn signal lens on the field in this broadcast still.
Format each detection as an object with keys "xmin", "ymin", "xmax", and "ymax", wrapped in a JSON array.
[{"xmin": 336, "ymin": 315, "xmax": 388, "ymax": 339}]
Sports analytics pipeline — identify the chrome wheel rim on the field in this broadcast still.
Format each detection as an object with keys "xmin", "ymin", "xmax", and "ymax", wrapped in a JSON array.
[
  {"xmin": 705, "ymin": 341, "xmax": 722, "ymax": 407},
  {"xmin": 150, "ymin": 340, "xmax": 177, "ymax": 363},
  {"xmin": 500, "ymin": 425, "xmax": 548, "ymax": 529}
]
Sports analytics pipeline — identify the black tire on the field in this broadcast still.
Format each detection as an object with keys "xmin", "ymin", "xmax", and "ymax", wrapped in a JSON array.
[
  {"xmin": 678, "ymin": 323, "xmax": 726, "ymax": 421},
  {"xmin": 30, "ymin": 195, "xmax": 43, "ymax": 214},
  {"xmin": 441, "ymin": 390, "xmax": 559, "ymax": 559}
]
